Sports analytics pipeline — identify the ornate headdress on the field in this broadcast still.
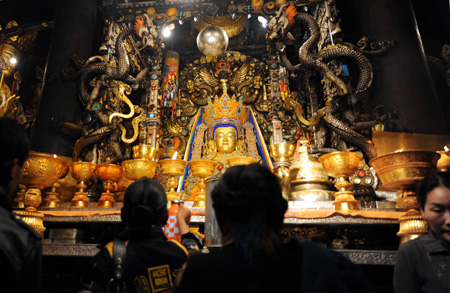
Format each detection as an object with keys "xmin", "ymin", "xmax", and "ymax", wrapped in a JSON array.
[{"xmin": 202, "ymin": 87, "xmax": 249, "ymax": 140}]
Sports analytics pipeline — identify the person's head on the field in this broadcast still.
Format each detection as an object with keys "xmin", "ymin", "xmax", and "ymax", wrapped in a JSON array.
[
  {"xmin": 212, "ymin": 163, "xmax": 288, "ymax": 259},
  {"xmin": 121, "ymin": 178, "xmax": 168, "ymax": 236},
  {"xmin": 418, "ymin": 171, "xmax": 450, "ymax": 245},
  {"xmin": 214, "ymin": 125, "xmax": 237, "ymax": 154},
  {"xmin": 0, "ymin": 117, "xmax": 30, "ymax": 196}
]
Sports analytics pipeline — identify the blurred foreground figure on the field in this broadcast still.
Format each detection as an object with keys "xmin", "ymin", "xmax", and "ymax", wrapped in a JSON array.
[
  {"xmin": 394, "ymin": 171, "xmax": 450, "ymax": 293},
  {"xmin": 0, "ymin": 117, "xmax": 42, "ymax": 293},
  {"xmin": 174, "ymin": 163, "xmax": 375, "ymax": 293},
  {"xmin": 87, "ymin": 177, "xmax": 201, "ymax": 293}
]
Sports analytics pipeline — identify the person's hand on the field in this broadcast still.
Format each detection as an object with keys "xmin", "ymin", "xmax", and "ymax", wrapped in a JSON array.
[{"xmin": 177, "ymin": 203, "xmax": 191, "ymax": 235}]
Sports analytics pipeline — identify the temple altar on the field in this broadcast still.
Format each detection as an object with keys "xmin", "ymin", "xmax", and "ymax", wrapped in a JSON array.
[{"xmin": 1, "ymin": 0, "xmax": 449, "ymax": 292}]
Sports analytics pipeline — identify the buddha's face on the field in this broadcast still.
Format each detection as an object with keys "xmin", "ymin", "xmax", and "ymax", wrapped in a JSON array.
[{"xmin": 214, "ymin": 126, "xmax": 237, "ymax": 154}]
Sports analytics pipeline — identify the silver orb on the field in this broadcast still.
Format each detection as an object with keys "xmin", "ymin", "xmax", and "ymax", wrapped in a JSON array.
[{"xmin": 196, "ymin": 25, "xmax": 229, "ymax": 57}]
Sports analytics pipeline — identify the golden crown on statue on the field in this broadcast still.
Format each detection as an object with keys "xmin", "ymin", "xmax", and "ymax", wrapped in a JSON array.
[{"xmin": 203, "ymin": 88, "xmax": 249, "ymax": 139}]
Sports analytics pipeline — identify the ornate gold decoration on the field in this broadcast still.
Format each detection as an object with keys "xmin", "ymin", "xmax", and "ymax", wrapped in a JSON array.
[
  {"xmin": 203, "ymin": 90, "xmax": 249, "ymax": 140},
  {"xmin": 369, "ymin": 150, "xmax": 440, "ymax": 245},
  {"xmin": 319, "ymin": 152, "xmax": 362, "ymax": 211},
  {"xmin": 194, "ymin": 12, "xmax": 247, "ymax": 38}
]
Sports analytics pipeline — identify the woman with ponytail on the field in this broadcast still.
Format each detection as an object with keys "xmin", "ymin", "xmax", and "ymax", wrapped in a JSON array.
[{"xmin": 87, "ymin": 178, "xmax": 196, "ymax": 293}]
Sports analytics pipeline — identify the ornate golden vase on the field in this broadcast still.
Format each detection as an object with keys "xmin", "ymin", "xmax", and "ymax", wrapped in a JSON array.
[
  {"xmin": 319, "ymin": 151, "xmax": 362, "ymax": 211},
  {"xmin": 95, "ymin": 164, "xmax": 123, "ymax": 208},
  {"xmin": 290, "ymin": 140, "xmax": 335, "ymax": 201},
  {"xmin": 15, "ymin": 151, "xmax": 68, "ymax": 236},
  {"xmin": 225, "ymin": 156, "xmax": 258, "ymax": 167},
  {"xmin": 159, "ymin": 159, "xmax": 188, "ymax": 203},
  {"xmin": 369, "ymin": 150, "xmax": 440, "ymax": 245},
  {"xmin": 69, "ymin": 162, "xmax": 96, "ymax": 208},
  {"xmin": 188, "ymin": 159, "xmax": 218, "ymax": 207}
]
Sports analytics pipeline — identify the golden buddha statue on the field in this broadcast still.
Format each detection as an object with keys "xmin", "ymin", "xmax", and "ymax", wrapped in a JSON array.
[{"xmin": 180, "ymin": 80, "xmax": 272, "ymax": 198}]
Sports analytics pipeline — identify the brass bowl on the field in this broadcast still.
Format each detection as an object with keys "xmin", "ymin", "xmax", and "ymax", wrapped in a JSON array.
[
  {"xmin": 132, "ymin": 144, "xmax": 156, "ymax": 160},
  {"xmin": 226, "ymin": 156, "xmax": 258, "ymax": 167},
  {"xmin": 70, "ymin": 162, "xmax": 96, "ymax": 181},
  {"xmin": 21, "ymin": 151, "xmax": 69, "ymax": 189},
  {"xmin": 159, "ymin": 159, "xmax": 187, "ymax": 177},
  {"xmin": 188, "ymin": 159, "xmax": 218, "ymax": 178},
  {"xmin": 319, "ymin": 151, "xmax": 362, "ymax": 178},
  {"xmin": 437, "ymin": 151, "xmax": 450, "ymax": 172},
  {"xmin": 121, "ymin": 159, "xmax": 157, "ymax": 180},
  {"xmin": 95, "ymin": 164, "xmax": 123, "ymax": 182},
  {"xmin": 369, "ymin": 150, "xmax": 440, "ymax": 191},
  {"xmin": 269, "ymin": 143, "xmax": 296, "ymax": 162}
]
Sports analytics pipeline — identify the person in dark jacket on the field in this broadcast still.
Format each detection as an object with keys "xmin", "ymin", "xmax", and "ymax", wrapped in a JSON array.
[
  {"xmin": 173, "ymin": 163, "xmax": 376, "ymax": 293},
  {"xmin": 87, "ymin": 177, "xmax": 199, "ymax": 293},
  {"xmin": 394, "ymin": 171, "xmax": 450, "ymax": 293},
  {"xmin": 0, "ymin": 117, "xmax": 43, "ymax": 293}
]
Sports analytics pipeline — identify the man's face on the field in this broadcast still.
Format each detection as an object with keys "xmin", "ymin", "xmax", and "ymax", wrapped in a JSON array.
[{"xmin": 7, "ymin": 159, "xmax": 24, "ymax": 198}]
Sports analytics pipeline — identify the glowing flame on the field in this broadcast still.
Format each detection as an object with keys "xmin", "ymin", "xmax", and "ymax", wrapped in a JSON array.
[
  {"xmin": 444, "ymin": 145, "xmax": 449, "ymax": 152},
  {"xmin": 172, "ymin": 151, "xmax": 178, "ymax": 160},
  {"xmin": 53, "ymin": 154, "xmax": 57, "ymax": 158},
  {"xmin": 395, "ymin": 149, "xmax": 404, "ymax": 153}
]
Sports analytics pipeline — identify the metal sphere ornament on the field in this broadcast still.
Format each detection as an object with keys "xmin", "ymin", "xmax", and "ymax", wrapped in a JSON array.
[{"xmin": 196, "ymin": 25, "xmax": 229, "ymax": 57}]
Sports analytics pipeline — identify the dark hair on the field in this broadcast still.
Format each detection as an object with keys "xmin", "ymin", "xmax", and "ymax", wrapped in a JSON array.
[
  {"xmin": 121, "ymin": 177, "xmax": 168, "ymax": 235},
  {"xmin": 0, "ymin": 117, "xmax": 30, "ymax": 187},
  {"xmin": 417, "ymin": 171, "xmax": 450, "ymax": 209},
  {"xmin": 211, "ymin": 163, "xmax": 288, "ymax": 263}
]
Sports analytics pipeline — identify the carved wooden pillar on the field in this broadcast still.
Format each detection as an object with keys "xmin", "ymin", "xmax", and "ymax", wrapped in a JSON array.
[
  {"xmin": 352, "ymin": 0, "xmax": 448, "ymax": 134},
  {"xmin": 31, "ymin": 0, "xmax": 98, "ymax": 156}
]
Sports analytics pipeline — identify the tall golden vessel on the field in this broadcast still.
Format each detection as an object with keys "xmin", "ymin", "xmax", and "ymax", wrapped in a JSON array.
[
  {"xmin": 70, "ymin": 162, "xmax": 96, "ymax": 208},
  {"xmin": 188, "ymin": 159, "xmax": 218, "ymax": 207},
  {"xmin": 369, "ymin": 150, "xmax": 440, "ymax": 245},
  {"xmin": 159, "ymin": 158, "xmax": 188, "ymax": 203},
  {"xmin": 319, "ymin": 151, "xmax": 362, "ymax": 211},
  {"xmin": 95, "ymin": 164, "xmax": 123, "ymax": 208}
]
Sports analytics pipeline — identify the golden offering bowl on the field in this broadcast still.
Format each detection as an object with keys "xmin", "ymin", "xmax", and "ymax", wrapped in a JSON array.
[
  {"xmin": 188, "ymin": 159, "xmax": 218, "ymax": 179},
  {"xmin": 437, "ymin": 151, "xmax": 450, "ymax": 172},
  {"xmin": 21, "ymin": 151, "xmax": 69, "ymax": 210},
  {"xmin": 369, "ymin": 150, "xmax": 440, "ymax": 244},
  {"xmin": 132, "ymin": 144, "xmax": 156, "ymax": 160},
  {"xmin": 95, "ymin": 164, "xmax": 123, "ymax": 208},
  {"xmin": 369, "ymin": 150, "xmax": 440, "ymax": 193},
  {"xmin": 188, "ymin": 159, "xmax": 218, "ymax": 207},
  {"xmin": 21, "ymin": 151, "xmax": 68, "ymax": 194},
  {"xmin": 121, "ymin": 159, "xmax": 158, "ymax": 181},
  {"xmin": 160, "ymin": 159, "xmax": 188, "ymax": 177},
  {"xmin": 160, "ymin": 159, "xmax": 188, "ymax": 203},
  {"xmin": 15, "ymin": 151, "xmax": 68, "ymax": 235},
  {"xmin": 225, "ymin": 156, "xmax": 258, "ymax": 167},
  {"xmin": 69, "ymin": 162, "xmax": 96, "ymax": 208},
  {"xmin": 319, "ymin": 151, "xmax": 362, "ymax": 211},
  {"xmin": 269, "ymin": 143, "xmax": 296, "ymax": 162}
]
